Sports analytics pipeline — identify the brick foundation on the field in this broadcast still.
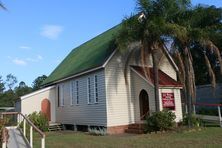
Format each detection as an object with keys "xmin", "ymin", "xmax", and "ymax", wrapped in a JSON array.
[{"xmin": 107, "ymin": 125, "xmax": 129, "ymax": 134}]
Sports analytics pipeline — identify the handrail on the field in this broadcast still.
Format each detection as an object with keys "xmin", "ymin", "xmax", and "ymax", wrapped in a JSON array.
[
  {"xmin": 1, "ymin": 112, "xmax": 45, "ymax": 138},
  {"xmin": 140, "ymin": 111, "xmax": 149, "ymax": 120},
  {"xmin": 1, "ymin": 112, "xmax": 45, "ymax": 148}
]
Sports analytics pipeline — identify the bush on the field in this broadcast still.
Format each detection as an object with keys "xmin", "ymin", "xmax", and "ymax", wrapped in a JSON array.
[
  {"xmin": 145, "ymin": 110, "xmax": 176, "ymax": 132},
  {"xmin": 88, "ymin": 127, "xmax": 107, "ymax": 136},
  {"xmin": 27, "ymin": 111, "xmax": 49, "ymax": 132},
  {"xmin": 197, "ymin": 107, "xmax": 218, "ymax": 116},
  {"xmin": 183, "ymin": 114, "xmax": 202, "ymax": 127}
]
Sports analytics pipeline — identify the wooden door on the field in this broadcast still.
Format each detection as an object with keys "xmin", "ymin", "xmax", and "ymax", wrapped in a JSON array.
[
  {"xmin": 139, "ymin": 90, "xmax": 149, "ymax": 120},
  {"xmin": 41, "ymin": 99, "xmax": 51, "ymax": 121}
]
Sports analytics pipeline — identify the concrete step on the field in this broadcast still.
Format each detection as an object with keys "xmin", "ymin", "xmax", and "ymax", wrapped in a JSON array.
[
  {"xmin": 128, "ymin": 124, "xmax": 145, "ymax": 129},
  {"xmin": 125, "ymin": 123, "xmax": 146, "ymax": 134}
]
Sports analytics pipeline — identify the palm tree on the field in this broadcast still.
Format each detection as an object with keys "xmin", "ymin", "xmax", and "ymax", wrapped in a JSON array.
[
  {"xmin": 0, "ymin": 1, "xmax": 6, "ymax": 10},
  {"xmin": 116, "ymin": 0, "xmax": 191, "ymax": 112},
  {"xmin": 170, "ymin": 5, "xmax": 222, "ymax": 127}
]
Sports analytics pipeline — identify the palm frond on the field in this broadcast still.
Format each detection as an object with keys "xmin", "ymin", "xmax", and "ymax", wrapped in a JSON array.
[
  {"xmin": 0, "ymin": 2, "xmax": 6, "ymax": 10},
  {"xmin": 207, "ymin": 41, "xmax": 222, "ymax": 75},
  {"xmin": 204, "ymin": 54, "xmax": 216, "ymax": 91},
  {"xmin": 122, "ymin": 42, "xmax": 141, "ymax": 85}
]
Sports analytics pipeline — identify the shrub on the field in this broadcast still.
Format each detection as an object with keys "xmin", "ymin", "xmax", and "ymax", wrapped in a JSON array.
[
  {"xmin": 183, "ymin": 114, "xmax": 202, "ymax": 127},
  {"xmin": 27, "ymin": 111, "xmax": 49, "ymax": 132},
  {"xmin": 88, "ymin": 127, "xmax": 107, "ymax": 136},
  {"xmin": 145, "ymin": 109, "xmax": 176, "ymax": 132}
]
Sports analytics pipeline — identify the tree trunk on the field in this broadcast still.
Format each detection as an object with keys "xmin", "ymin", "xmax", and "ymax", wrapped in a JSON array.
[
  {"xmin": 152, "ymin": 49, "xmax": 160, "ymax": 112},
  {"xmin": 184, "ymin": 47, "xmax": 193, "ymax": 128}
]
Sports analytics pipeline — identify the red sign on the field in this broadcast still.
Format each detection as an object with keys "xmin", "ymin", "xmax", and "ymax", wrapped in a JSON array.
[{"xmin": 162, "ymin": 93, "xmax": 175, "ymax": 110}]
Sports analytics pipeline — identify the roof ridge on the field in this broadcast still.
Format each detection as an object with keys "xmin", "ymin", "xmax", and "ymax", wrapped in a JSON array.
[{"xmin": 43, "ymin": 23, "xmax": 121, "ymax": 86}]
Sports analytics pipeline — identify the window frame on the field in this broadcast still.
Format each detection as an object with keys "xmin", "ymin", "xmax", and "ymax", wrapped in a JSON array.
[
  {"xmin": 76, "ymin": 81, "xmax": 79, "ymax": 105},
  {"xmin": 70, "ymin": 81, "xmax": 75, "ymax": 106},
  {"xmin": 59, "ymin": 84, "xmax": 65, "ymax": 107},
  {"xmin": 87, "ymin": 77, "xmax": 93, "ymax": 104},
  {"xmin": 94, "ymin": 75, "xmax": 98, "ymax": 104}
]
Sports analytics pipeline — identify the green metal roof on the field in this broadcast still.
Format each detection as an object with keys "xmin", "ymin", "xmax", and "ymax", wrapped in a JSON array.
[{"xmin": 43, "ymin": 25, "xmax": 120, "ymax": 86}]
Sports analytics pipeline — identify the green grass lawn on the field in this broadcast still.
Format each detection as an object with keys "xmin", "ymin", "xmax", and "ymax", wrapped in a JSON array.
[{"xmin": 33, "ymin": 127, "xmax": 222, "ymax": 148}]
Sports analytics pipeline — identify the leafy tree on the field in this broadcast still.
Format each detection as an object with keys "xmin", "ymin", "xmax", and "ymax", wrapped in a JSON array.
[
  {"xmin": 0, "ymin": 76, "xmax": 5, "ymax": 93},
  {"xmin": 0, "ymin": 90, "xmax": 15, "ymax": 107},
  {"xmin": 170, "ymin": 5, "xmax": 222, "ymax": 127},
  {"xmin": 32, "ymin": 75, "xmax": 47, "ymax": 91},
  {"xmin": 18, "ymin": 81, "xmax": 26, "ymax": 88},
  {"xmin": 0, "ymin": 1, "xmax": 6, "ymax": 10},
  {"xmin": 6, "ymin": 74, "xmax": 17, "ymax": 90},
  {"xmin": 116, "ymin": 0, "xmax": 190, "ymax": 111},
  {"xmin": 14, "ymin": 81, "xmax": 32, "ymax": 99}
]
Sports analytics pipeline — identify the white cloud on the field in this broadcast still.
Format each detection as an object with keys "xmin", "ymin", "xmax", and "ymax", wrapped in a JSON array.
[
  {"xmin": 37, "ymin": 55, "xmax": 43, "ymax": 60},
  {"xmin": 26, "ymin": 58, "xmax": 37, "ymax": 62},
  {"xmin": 9, "ymin": 54, "xmax": 43, "ymax": 66},
  {"xmin": 13, "ymin": 58, "xmax": 27, "ymax": 66},
  {"xmin": 40, "ymin": 25, "xmax": 63, "ymax": 40},
  {"xmin": 19, "ymin": 46, "xmax": 31, "ymax": 50},
  {"xmin": 26, "ymin": 55, "xmax": 43, "ymax": 62}
]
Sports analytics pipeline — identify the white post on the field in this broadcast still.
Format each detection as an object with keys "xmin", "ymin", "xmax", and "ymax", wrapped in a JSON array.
[
  {"xmin": 185, "ymin": 104, "xmax": 188, "ymax": 114},
  {"xmin": 30, "ymin": 126, "xmax": 33, "ymax": 148},
  {"xmin": 2, "ymin": 142, "xmax": 6, "ymax": 148},
  {"xmin": 74, "ymin": 124, "xmax": 77, "ymax": 131},
  {"xmin": 23, "ymin": 119, "xmax": 26, "ymax": 137},
  {"xmin": 17, "ymin": 114, "xmax": 20, "ymax": 127},
  {"xmin": 218, "ymin": 106, "xmax": 222, "ymax": 127},
  {"xmin": 41, "ymin": 137, "xmax": 45, "ymax": 148},
  {"xmin": 193, "ymin": 105, "xmax": 196, "ymax": 115}
]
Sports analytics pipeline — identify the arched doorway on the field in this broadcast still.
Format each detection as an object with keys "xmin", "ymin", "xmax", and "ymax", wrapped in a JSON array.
[
  {"xmin": 139, "ymin": 90, "xmax": 149, "ymax": 120},
  {"xmin": 41, "ymin": 99, "xmax": 51, "ymax": 121}
]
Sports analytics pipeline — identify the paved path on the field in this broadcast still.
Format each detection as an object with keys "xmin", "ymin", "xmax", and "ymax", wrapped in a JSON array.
[{"xmin": 7, "ymin": 127, "xmax": 30, "ymax": 148}]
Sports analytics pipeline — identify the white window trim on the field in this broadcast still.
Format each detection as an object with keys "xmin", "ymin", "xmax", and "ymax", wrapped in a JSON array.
[
  {"xmin": 70, "ymin": 81, "xmax": 74, "ymax": 106},
  {"xmin": 94, "ymin": 75, "xmax": 98, "ymax": 104},
  {"xmin": 59, "ymin": 84, "xmax": 65, "ymax": 107},
  {"xmin": 87, "ymin": 77, "xmax": 92, "ymax": 104},
  {"xmin": 76, "ymin": 81, "xmax": 79, "ymax": 105}
]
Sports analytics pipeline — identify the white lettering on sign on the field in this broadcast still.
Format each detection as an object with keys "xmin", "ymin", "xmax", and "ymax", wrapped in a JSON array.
[{"xmin": 162, "ymin": 93, "xmax": 175, "ymax": 110}]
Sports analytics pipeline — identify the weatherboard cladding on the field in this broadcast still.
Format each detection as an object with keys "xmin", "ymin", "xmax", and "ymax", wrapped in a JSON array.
[
  {"xmin": 43, "ymin": 25, "xmax": 120, "ymax": 86},
  {"xmin": 55, "ymin": 69, "xmax": 107, "ymax": 126},
  {"xmin": 131, "ymin": 66, "xmax": 183, "ymax": 87}
]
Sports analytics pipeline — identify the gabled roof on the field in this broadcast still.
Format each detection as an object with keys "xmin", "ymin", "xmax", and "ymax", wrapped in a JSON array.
[
  {"xmin": 131, "ymin": 66, "xmax": 182, "ymax": 87},
  {"xmin": 43, "ymin": 25, "xmax": 120, "ymax": 86},
  {"xmin": 43, "ymin": 23, "xmax": 179, "ymax": 86}
]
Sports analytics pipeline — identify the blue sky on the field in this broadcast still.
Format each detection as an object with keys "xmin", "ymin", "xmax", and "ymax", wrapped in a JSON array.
[{"xmin": 0, "ymin": 0, "xmax": 221, "ymax": 87}]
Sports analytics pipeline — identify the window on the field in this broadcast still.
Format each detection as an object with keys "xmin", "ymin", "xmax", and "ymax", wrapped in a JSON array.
[
  {"xmin": 94, "ymin": 75, "xmax": 98, "ymax": 103},
  {"xmin": 87, "ymin": 77, "xmax": 93, "ymax": 104},
  {"xmin": 70, "ymin": 81, "xmax": 74, "ymax": 105},
  {"xmin": 59, "ymin": 84, "xmax": 65, "ymax": 106},
  {"xmin": 57, "ymin": 86, "xmax": 60, "ymax": 107},
  {"xmin": 76, "ymin": 81, "xmax": 79, "ymax": 105}
]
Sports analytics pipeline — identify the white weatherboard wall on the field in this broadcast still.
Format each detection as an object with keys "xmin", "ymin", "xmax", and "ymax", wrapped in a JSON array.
[
  {"xmin": 105, "ymin": 51, "xmax": 180, "ymax": 126},
  {"xmin": 55, "ymin": 69, "xmax": 107, "ymax": 126},
  {"xmin": 131, "ymin": 70, "xmax": 155, "ymax": 122},
  {"xmin": 105, "ymin": 51, "xmax": 136, "ymax": 127},
  {"xmin": 159, "ymin": 55, "xmax": 177, "ymax": 80},
  {"xmin": 21, "ymin": 86, "xmax": 56, "ymax": 122},
  {"xmin": 105, "ymin": 50, "xmax": 182, "ymax": 126},
  {"xmin": 159, "ymin": 88, "xmax": 183, "ymax": 122}
]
